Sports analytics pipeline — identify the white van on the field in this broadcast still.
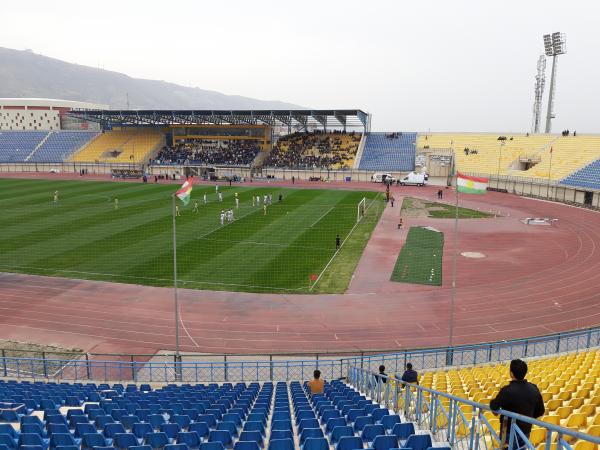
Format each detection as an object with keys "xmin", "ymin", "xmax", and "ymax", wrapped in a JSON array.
[
  {"xmin": 399, "ymin": 172, "xmax": 427, "ymax": 186},
  {"xmin": 371, "ymin": 172, "xmax": 395, "ymax": 183}
]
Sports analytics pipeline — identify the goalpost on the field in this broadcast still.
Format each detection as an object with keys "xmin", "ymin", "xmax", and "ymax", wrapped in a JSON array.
[{"xmin": 357, "ymin": 197, "xmax": 367, "ymax": 223}]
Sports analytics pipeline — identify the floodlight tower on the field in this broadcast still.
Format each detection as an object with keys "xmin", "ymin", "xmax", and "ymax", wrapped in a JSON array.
[
  {"xmin": 531, "ymin": 55, "xmax": 546, "ymax": 134},
  {"xmin": 543, "ymin": 32, "xmax": 567, "ymax": 133}
]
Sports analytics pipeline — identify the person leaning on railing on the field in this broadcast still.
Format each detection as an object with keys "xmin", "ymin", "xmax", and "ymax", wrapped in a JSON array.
[{"xmin": 490, "ymin": 359, "xmax": 545, "ymax": 450}]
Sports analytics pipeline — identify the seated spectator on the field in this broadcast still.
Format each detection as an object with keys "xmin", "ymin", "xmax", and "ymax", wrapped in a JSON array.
[
  {"xmin": 400, "ymin": 363, "xmax": 419, "ymax": 385},
  {"xmin": 308, "ymin": 369, "xmax": 325, "ymax": 395}
]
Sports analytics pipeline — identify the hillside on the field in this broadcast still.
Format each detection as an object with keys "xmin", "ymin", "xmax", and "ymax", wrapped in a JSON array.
[{"xmin": 0, "ymin": 47, "xmax": 301, "ymax": 110}]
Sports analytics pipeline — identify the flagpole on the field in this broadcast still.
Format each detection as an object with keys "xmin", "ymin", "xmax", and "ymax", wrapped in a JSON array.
[
  {"xmin": 546, "ymin": 147, "xmax": 554, "ymax": 199},
  {"xmin": 449, "ymin": 151, "xmax": 459, "ymax": 353},
  {"xmin": 172, "ymin": 194, "xmax": 181, "ymax": 380}
]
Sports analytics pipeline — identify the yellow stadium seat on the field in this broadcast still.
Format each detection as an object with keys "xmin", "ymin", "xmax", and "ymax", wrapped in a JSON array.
[
  {"xmin": 570, "ymin": 398, "xmax": 586, "ymax": 409},
  {"xmin": 562, "ymin": 413, "xmax": 587, "ymax": 429},
  {"xmin": 529, "ymin": 427, "xmax": 547, "ymax": 446},
  {"xmin": 573, "ymin": 441, "xmax": 598, "ymax": 450},
  {"xmin": 556, "ymin": 406, "xmax": 574, "ymax": 420},
  {"xmin": 577, "ymin": 405, "xmax": 597, "ymax": 417},
  {"xmin": 417, "ymin": 133, "xmax": 600, "ymax": 181},
  {"xmin": 546, "ymin": 399, "xmax": 562, "ymax": 411},
  {"xmin": 586, "ymin": 425, "xmax": 600, "ymax": 437},
  {"xmin": 541, "ymin": 415, "xmax": 561, "ymax": 426}
]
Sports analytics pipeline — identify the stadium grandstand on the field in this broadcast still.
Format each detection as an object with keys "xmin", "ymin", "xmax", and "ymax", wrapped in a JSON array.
[{"xmin": 265, "ymin": 131, "xmax": 361, "ymax": 170}]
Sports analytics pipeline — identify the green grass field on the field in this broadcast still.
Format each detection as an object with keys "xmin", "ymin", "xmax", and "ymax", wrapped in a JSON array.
[
  {"xmin": 0, "ymin": 178, "xmax": 384, "ymax": 293},
  {"xmin": 401, "ymin": 197, "xmax": 494, "ymax": 219},
  {"xmin": 390, "ymin": 226, "xmax": 444, "ymax": 285}
]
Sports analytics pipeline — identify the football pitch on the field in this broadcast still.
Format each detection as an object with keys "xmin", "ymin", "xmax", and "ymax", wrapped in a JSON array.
[{"xmin": 0, "ymin": 178, "xmax": 384, "ymax": 293}]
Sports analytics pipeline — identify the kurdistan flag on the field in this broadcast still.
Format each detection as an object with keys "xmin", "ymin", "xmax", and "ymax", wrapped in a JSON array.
[
  {"xmin": 175, "ymin": 177, "xmax": 193, "ymax": 205},
  {"xmin": 457, "ymin": 173, "xmax": 488, "ymax": 194}
]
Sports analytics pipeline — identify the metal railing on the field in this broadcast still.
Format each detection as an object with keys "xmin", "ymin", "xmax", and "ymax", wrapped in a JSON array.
[
  {"xmin": 348, "ymin": 366, "xmax": 600, "ymax": 450},
  {"xmin": 1, "ymin": 326, "xmax": 598, "ymax": 383}
]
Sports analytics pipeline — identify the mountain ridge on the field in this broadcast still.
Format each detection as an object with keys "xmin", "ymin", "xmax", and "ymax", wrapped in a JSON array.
[{"xmin": 0, "ymin": 47, "xmax": 302, "ymax": 110}]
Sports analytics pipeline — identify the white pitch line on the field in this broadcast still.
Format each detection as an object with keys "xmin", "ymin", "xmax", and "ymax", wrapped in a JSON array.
[
  {"xmin": 179, "ymin": 315, "xmax": 200, "ymax": 348},
  {"xmin": 310, "ymin": 206, "xmax": 335, "ymax": 227},
  {"xmin": 309, "ymin": 196, "xmax": 379, "ymax": 291}
]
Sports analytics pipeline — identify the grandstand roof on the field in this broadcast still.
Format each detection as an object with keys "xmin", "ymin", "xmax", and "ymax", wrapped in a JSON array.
[{"xmin": 67, "ymin": 109, "xmax": 369, "ymax": 129}]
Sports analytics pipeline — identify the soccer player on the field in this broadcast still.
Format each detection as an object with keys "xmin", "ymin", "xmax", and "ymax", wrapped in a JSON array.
[
  {"xmin": 114, "ymin": 198, "xmax": 119, "ymax": 210},
  {"xmin": 218, "ymin": 192, "xmax": 223, "ymax": 202},
  {"xmin": 220, "ymin": 210, "xmax": 225, "ymax": 225},
  {"xmin": 263, "ymin": 203, "xmax": 267, "ymax": 215},
  {"xmin": 278, "ymin": 194, "xmax": 283, "ymax": 203},
  {"xmin": 215, "ymin": 185, "xmax": 219, "ymax": 192},
  {"xmin": 256, "ymin": 195, "xmax": 260, "ymax": 205},
  {"xmin": 263, "ymin": 194, "xmax": 268, "ymax": 205},
  {"xmin": 192, "ymin": 201, "xmax": 199, "ymax": 213},
  {"xmin": 235, "ymin": 197, "xmax": 239, "ymax": 208},
  {"xmin": 336, "ymin": 234, "xmax": 341, "ymax": 250},
  {"xmin": 252, "ymin": 196, "xmax": 255, "ymax": 206},
  {"xmin": 230, "ymin": 209, "xmax": 235, "ymax": 221},
  {"xmin": 176, "ymin": 205, "xmax": 181, "ymax": 217},
  {"xmin": 53, "ymin": 190, "xmax": 59, "ymax": 202},
  {"xmin": 203, "ymin": 193, "xmax": 207, "ymax": 204}
]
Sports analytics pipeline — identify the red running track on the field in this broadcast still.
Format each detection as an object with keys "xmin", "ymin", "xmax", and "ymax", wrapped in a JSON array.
[{"xmin": 0, "ymin": 173, "xmax": 599, "ymax": 356}]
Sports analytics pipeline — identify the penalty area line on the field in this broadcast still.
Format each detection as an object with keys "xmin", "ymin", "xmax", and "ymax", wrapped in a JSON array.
[{"xmin": 309, "ymin": 196, "xmax": 379, "ymax": 291}]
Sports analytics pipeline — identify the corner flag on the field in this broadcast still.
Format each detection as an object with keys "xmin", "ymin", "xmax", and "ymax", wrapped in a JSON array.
[{"xmin": 175, "ymin": 177, "xmax": 193, "ymax": 205}]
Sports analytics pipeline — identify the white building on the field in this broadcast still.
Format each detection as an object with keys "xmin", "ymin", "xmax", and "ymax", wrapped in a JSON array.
[{"xmin": 0, "ymin": 98, "xmax": 107, "ymax": 131}]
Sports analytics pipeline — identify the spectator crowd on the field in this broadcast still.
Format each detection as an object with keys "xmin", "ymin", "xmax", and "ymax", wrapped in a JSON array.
[
  {"xmin": 264, "ymin": 130, "xmax": 361, "ymax": 169},
  {"xmin": 153, "ymin": 139, "xmax": 260, "ymax": 166}
]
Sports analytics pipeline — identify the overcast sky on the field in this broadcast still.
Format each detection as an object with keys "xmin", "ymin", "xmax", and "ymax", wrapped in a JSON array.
[{"xmin": 2, "ymin": 0, "xmax": 599, "ymax": 132}]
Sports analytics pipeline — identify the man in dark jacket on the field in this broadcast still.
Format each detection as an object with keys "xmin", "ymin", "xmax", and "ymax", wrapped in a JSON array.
[{"xmin": 490, "ymin": 359, "xmax": 545, "ymax": 449}]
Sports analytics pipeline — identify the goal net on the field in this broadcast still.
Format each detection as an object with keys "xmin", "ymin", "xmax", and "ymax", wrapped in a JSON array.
[{"xmin": 357, "ymin": 197, "xmax": 367, "ymax": 223}]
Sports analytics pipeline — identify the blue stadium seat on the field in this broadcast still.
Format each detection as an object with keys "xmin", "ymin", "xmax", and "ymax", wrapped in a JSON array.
[
  {"xmin": 267, "ymin": 439, "xmax": 293, "ymax": 450},
  {"xmin": 371, "ymin": 409, "xmax": 389, "ymax": 423},
  {"xmin": 17, "ymin": 434, "xmax": 47, "ymax": 450},
  {"xmin": 81, "ymin": 433, "xmax": 106, "ymax": 450},
  {"xmin": 404, "ymin": 435, "xmax": 432, "ymax": 450},
  {"xmin": 54, "ymin": 446, "xmax": 78, "ymax": 450},
  {"xmin": 200, "ymin": 443, "xmax": 225, "ymax": 450},
  {"xmin": 113, "ymin": 433, "xmax": 138, "ymax": 450},
  {"xmin": 48, "ymin": 433, "xmax": 76, "ymax": 449},
  {"xmin": 237, "ymin": 432, "xmax": 262, "ymax": 447},
  {"xmin": 165, "ymin": 445, "xmax": 189, "ymax": 450},
  {"xmin": 326, "ymin": 417, "xmax": 347, "ymax": 434},
  {"xmin": 353, "ymin": 416, "xmax": 374, "ymax": 433},
  {"xmin": 176, "ymin": 432, "xmax": 201, "ymax": 449},
  {"xmin": 298, "ymin": 419, "xmax": 320, "ymax": 434},
  {"xmin": 130, "ymin": 446, "xmax": 153, "ymax": 450},
  {"xmin": 268, "ymin": 430, "xmax": 292, "ymax": 441},
  {"xmin": 391, "ymin": 423, "xmax": 415, "ymax": 442},
  {"xmin": 207, "ymin": 431, "xmax": 232, "ymax": 449},
  {"xmin": 188, "ymin": 423, "xmax": 209, "ymax": 441},
  {"xmin": 160, "ymin": 424, "xmax": 182, "ymax": 441},
  {"xmin": 233, "ymin": 442, "xmax": 259, "ymax": 450},
  {"xmin": 145, "ymin": 432, "xmax": 170, "ymax": 449},
  {"xmin": 372, "ymin": 435, "xmax": 398, "ymax": 450},
  {"xmin": 216, "ymin": 422, "xmax": 237, "ymax": 438},
  {"xmin": 20, "ymin": 424, "xmax": 44, "ymax": 437},
  {"xmin": 0, "ymin": 424, "xmax": 18, "ymax": 439},
  {"xmin": 299, "ymin": 428, "xmax": 324, "ymax": 445},
  {"xmin": 302, "ymin": 438, "xmax": 328, "ymax": 450},
  {"xmin": 381, "ymin": 416, "xmax": 401, "ymax": 433},
  {"xmin": 358, "ymin": 132, "xmax": 417, "ymax": 172},
  {"xmin": 0, "ymin": 435, "xmax": 17, "ymax": 450},
  {"xmin": 336, "ymin": 436, "xmax": 363, "ymax": 450},
  {"xmin": 331, "ymin": 426, "xmax": 354, "ymax": 444},
  {"xmin": 133, "ymin": 423, "xmax": 154, "ymax": 440},
  {"xmin": 361, "ymin": 425, "xmax": 385, "ymax": 444}
]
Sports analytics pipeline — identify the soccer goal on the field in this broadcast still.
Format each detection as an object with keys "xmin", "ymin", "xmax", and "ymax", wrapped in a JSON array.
[{"xmin": 357, "ymin": 197, "xmax": 367, "ymax": 223}]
